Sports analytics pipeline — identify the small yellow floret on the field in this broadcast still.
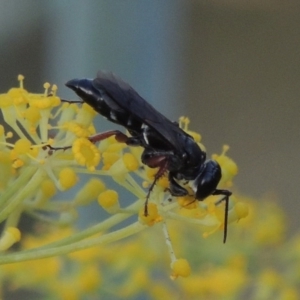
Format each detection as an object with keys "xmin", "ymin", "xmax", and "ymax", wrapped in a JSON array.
[
  {"xmin": 177, "ymin": 196, "xmax": 198, "ymax": 210},
  {"xmin": 123, "ymin": 153, "xmax": 139, "ymax": 171},
  {"xmin": 212, "ymin": 145, "xmax": 238, "ymax": 186},
  {"xmin": 8, "ymin": 87, "xmax": 28, "ymax": 105},
  {"xmin": 279, "ymin": 288, "xmax": 298, "ymax": 300},
  {"xmin": 157, "ymin": 175, "xmax": 169, "ymax": 189},
  {"xmin": 75, "ymin": 178, "xmax": 106, "ymax": 205},
  {"xmin": 18, "ymin": 74, "xmax": 24, "ymax": 82},
  {"xmin": 72, "ymin": 138, "xmax": 101, "ymax": 171},
  {"xmin": 0, "ymin": 151, "xmax": 10, "ymax": 163},
  {"xmin": 12, "ymin": 158, "xmax": 24, "ymax": 169},
  {"xmin": 51, "ymin": 84, "xmax": 58, "ymax": 93},
  {"xmin": 259, "ymin": 269, "xmax": 282, "ymax": 288},
  {"xmin": 41, "ymin": 179, "xmax": 56, "ymax": 198},
  {"xmin": 78, "ymin": 265, "xmax": 102, "ymax": 292},
  {"xmin": 138, "ymin": 203, "xmax": 162, "ymax": 226},
  {"xmin": 0, "ymin": 227, "xmax": 21, "ymax": 251},
  {"xmin": 23, "ymin": 106, "xmax": 41, "ymax": 123},
  {"xmin": 102, "ymin": 152, "xmax": 120, "ymax": 170},
  {"xmin": 0, "ymin": 94, "xmax": 13, "ymax": 108},
  {"xmin": 64, "ymin": 122, "xmax": 91, "ymax": 138},
  {"xmin": 6, "ymin": 132, "xmax": 13, "ymax": 138},
  {"xmin": 98, "ymin": 190, "xmax": 119, "ymax": 209},
  {"xmin": 171, "ymin": 258, "xmax": 191, "ymax": 279},
  {"xmin": 142, "ymin": 181, "xmax": 149, "ymax": 188},
  {"xmin": 59, "ymin": 168, "xmax": 78, "ymax": 189},
  {"xmin": 14, "ymin": 139, "xmax": 31, "ymax": 154},
  {"xmin": 145, "ymin": 167, "xmax": 158, "ymax": 180},
  {"xmin": 234, "ymin": 202, "xmax": 249, "ymax": 220},
  {"xmin": 43, "ymin": 81, "xmax": 49, "ymax": 88}
]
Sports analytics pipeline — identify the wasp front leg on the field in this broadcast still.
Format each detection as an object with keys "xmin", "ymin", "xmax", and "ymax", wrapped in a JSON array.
[
  {"xmin": 167, "ymin": 173, "xmax": 189, "ymax": 197},
  {"xmin": 141, "ymin": 149, "xmax": 177, "ymax": 216}
]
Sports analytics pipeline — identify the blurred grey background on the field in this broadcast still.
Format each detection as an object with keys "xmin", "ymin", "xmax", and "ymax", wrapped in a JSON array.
[{"xmin": 1, "ymin": 0, "xmax": 300, "ymax": 232}]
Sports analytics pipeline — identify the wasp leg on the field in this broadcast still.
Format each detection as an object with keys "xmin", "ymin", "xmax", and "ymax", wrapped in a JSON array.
[
  {"xmin": 212, "ymin": 189, "xmax": 232, "ymax": 243},
  {"xmin": 89, "ymin": 130, "xmax": 127, "ymax": 143},
  {"xmin": 143, "ymin": 157, "xmax": 169, "ymax": 216},
  {"xmin": 168, "ymin": 173, "xmax": 188, "ymax": 196},
  {"xmin": 48, "ymin": 130, "xmax": 143, "ymax": 152},
  {"xmin": 89, "ymin": 130, "xmax": 145, "ymax": 146},
  {"xmin": 141, "ymin": 150, "xmax": 181, "ymax": 216}
]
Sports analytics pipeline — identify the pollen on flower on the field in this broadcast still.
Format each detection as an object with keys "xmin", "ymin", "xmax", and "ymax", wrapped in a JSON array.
[
  {"xmin": 77, "ymin": 264, "xmax": 102, "ymax": 292},
  {"xmin": 170, "ymin": 258, "xmax": 191, "ymax": 279},
  {"xmin": 18, "ymin": 74, "xmax": 24, "ymax": 85},
  {"xmin": 177, "ymin": 196, "xmax": 198, "ymax": 210},
  {"xmin": 6, "ymin": 131, "xmax": 13, "ymax": 138},
  {"xmin": 122, "ymin": 152, "xmax": 139, "ymax": 171},
  {"xmin": 106, "ymin": 142, "xmax": 126, "ymax": 153},
  {"xmin": 0, "ymin": 227, "xmax": 21, "ymax": 251},
  {"xmin": 43, "ymin": 82, "xmax": 51, "ymax": 92},
  {"xmin": 145, "ymin": 167, "xmax": 158, "ymax": 181},
  {"xmin": 70, "ymin": 103, "xmax": 97, "ymax": 128},
  {"xmin": 72, "ymin": 138, "xmax": 101, "ymax": 171},
  {"xmin": 59, "ymin": 168, "xmax": 78, "ymax": 189},
  {"xmin": 7, "ymin": 84, "xmax": 28, "ymax": 105},
  {"xmin": 75, "ymin": 178, "xmax": 106, "ymax": 205},
  {"xmin": 157, "ymin": 175, "xmax": 169, "ymax": 189},
  {"xmin": 0, "ymin": 150, "xmax": 10, "ymax": 164},
  {"xmin": 233, "ymin": 201, "xmax": 249, "ymax": 220},
  {"xmin": 41, "ymin": 179, "xmax": 57, "ymax": 198},
  {"xmin": 138, "ymin": 203, "xmax": 162, "ymax": 226},
  {"xmin": 12, "ymin": 158, "xmax": 24, "ymax": 169},
  {"xmin": 23, "ymin": 106, "xmax": 41, "ymax": 124},
  {"xmin": 63, "ymin": 121, "xmax": 92, "ymax": 138},
  {"xmin": 259, "ymin": 269, "xmax": 282, "ymax": 287},
  {"xmin": 51, "ymin": 84, "xmax": 58, "ymax": 94},
  {"xmin": 102, "ymin": 151, "xmax": 120, "ymax": 170},
  {"xmin": 0, "ymin": 94, "xmax": 13, "ymax": 108},
  {"xmin": 142, "ymin": 181, "xmax": 149, "ymax": 188},
  {"xmin": 98, "ymin": 190, "xmax": 120, "ymax": 211},
  {"xmin": 14, "ymin": 138, "xmax": 31, "ymax": 154},
  {"xmin": 212, "ymin": 145, "xmax": 238, "ymax": 187}
]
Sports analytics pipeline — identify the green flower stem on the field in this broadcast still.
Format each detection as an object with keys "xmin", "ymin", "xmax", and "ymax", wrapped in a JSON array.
[
  {"xmin": 0, "ymin": 166, "xmax": 35, "ymax": 209},
  {"xmin": 114, "ymin": 176, "xmax": 146, "ymax": 199},
  {"xmin": 4, "ymin": 118, "xmax": 27, "ymax": 141},
  {"xmin": 21, "ymin": 198, "xmax": 144, "ymax": 253},
  {"xmin": 5, "ymin": 205, "xmax": 24, "ymax": 228},
  {"xmin": 162, "ymin": 221, "xmax": 176, "ymax": 263},
  {"xmin": 0, "ymin": 221, "xmax": 146, "ymax": 264},
  {"xmin": 0, "ymin": 167, "xmax": 44, "ymax": 222}
]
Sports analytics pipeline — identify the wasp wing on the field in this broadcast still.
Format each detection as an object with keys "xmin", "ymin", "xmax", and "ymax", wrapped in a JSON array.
[{"xmin": 93, "ymin": 71, "xmax": 190, "ymax": 151}]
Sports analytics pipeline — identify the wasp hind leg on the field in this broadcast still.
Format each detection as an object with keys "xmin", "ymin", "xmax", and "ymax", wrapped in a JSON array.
[{"xmin": 47, "ymin": 130, "xmax": 143, "ymax": 151}]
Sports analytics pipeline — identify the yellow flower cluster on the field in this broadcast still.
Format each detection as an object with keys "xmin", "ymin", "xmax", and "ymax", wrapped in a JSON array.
[
  {"xmin": 0, "ymin": 76, "xmax": 246, "ymax": 255},
  {"xmin": 3, "ymin": 76, "xmax": 287, "ymax": 300},
  {"xmin": 2, "ymin": 196, "xmax": 296, "ymax": 300}
]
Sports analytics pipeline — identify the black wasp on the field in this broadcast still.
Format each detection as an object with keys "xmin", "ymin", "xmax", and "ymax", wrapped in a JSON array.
[{"xmin": 65, "ymin": 71, "xmax": 232, "ymax": 243}]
